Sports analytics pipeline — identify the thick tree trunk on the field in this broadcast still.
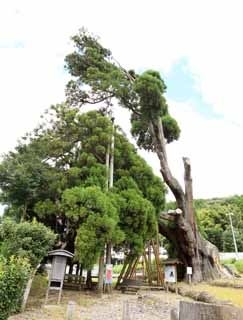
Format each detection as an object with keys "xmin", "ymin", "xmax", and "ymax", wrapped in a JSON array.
[{"xmin": 150, "ymin": 117, "xmax": 226, "ymax": 282}]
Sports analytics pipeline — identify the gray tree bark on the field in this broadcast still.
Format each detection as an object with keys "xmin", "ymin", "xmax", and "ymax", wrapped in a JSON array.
[{"xmin": 150, "ymin": 117, "xmax": 225, "ymax": 282}]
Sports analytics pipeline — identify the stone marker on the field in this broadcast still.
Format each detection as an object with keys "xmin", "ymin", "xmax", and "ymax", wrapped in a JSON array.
[
  {"xmin": 66, "ymin": 300, "xmax": 76, "ymax": 320},
  {"xmin": 179, "ymin": 301, "xmax": 243, "ymax": 320},
  {"xmin": 171, "ymin": 307, "xmax": 179, "ymax": 320}
]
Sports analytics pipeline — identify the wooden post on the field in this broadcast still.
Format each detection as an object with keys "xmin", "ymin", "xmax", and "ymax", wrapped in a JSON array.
[
  {"xmin": 151, "ymin": 240, "xmax": 163, "ymax": 285},
  {"xmin": 143, "ymin": 251, "xmax": 152, "ymax": 285},
  {"xmin": 115, "ymin": 255, "xmax": 130, "ymax": 289},
  {"xmin": 123, "ymin": 257, "xmax": 134, "ymax": 281},
  {"xmin": 128, "ymin": 257, "xmax": 139, "ymax": 279},
  {"xmin": 122, "ymin": 300, "xmax": 130, "ymax": 320},
  {"xmin": 188, "ymin": 274, "xmax": 192, "ymax": 284}
]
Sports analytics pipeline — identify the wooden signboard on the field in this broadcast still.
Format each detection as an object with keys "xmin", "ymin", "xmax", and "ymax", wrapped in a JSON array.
[{"xmin": 45, "ymin": 249, "xmax": 74, "ymax": 304}]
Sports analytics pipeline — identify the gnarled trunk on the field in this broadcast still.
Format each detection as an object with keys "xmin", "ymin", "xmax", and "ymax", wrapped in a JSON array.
[{"xmin": 150, "ymin": 117, "xmax": 227, "ymax": 282}]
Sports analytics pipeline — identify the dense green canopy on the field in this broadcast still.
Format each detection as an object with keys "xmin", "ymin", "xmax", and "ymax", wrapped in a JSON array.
[{"xmin": 0, "ymin": 106, "xmax": 166, "ymax": 268}]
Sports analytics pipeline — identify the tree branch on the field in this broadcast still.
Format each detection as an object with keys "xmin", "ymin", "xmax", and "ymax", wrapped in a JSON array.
[{"xmin": 149, "ymin": 118, "xmax": 186, "ymax": 214}]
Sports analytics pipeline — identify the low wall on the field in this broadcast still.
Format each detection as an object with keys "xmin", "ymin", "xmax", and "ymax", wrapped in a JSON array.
[{"xmin": 178, "ymin": 301, "xmax": 243, "ymax": 320}]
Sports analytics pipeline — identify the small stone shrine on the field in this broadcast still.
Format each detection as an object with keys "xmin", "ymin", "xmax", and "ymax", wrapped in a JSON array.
[{"xmin": 45, "ymin": 249, "xmax": 74, "ymax": 304}]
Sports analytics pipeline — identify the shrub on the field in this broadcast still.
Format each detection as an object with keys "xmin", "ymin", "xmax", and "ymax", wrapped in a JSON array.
[
  {"xmin": 235, "ymin": 259, "xmax": 243, "ymax": 273},
  {"xmin": 0, "ymin": 256, "xmax": 30, "ymax": 320},
  {"xmin": 0, "ymin": 219, "xmax": 56, "ymax": 317},
  {"xmin": 0, "ymin": 219, "xmax": 56, "ymax": 269}
]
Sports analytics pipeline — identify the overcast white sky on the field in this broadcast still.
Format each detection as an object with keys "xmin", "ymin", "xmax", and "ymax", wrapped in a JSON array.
[{"xmin": 1, "ymin": 0, "xmax": 243, "ymax": 209}]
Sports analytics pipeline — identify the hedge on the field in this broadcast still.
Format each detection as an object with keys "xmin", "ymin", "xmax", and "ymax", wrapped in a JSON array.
[{"xmin": 0, "ymin": 256, "xmax": 30, "ymax": 320}]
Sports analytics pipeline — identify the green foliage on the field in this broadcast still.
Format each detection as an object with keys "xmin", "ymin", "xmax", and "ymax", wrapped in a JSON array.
[
  {"xmin": 117, "ymin": 189, "xmax": 157, "ymax": 256},
  {"xmin": 0, "ymin": 256, "xmax": 30, "ymax": 320},
  {"xmin": 222, "ymin": 229, "xmax": 243, "ymax": 252},
  {"xmin": 195, "ymin": 197, "xmax": 243, "ymax": 251},
  {"xmin": 234, "ymin": 260, "xmax": 243, "ymax": 273},
  {"xmin": 65, "ymin": 30, "xmax": 180, "ymax": 151},
  {"xmin": 0, "ymin": 106, "xmax": 165, "ymax": 261},
  {"xmin": 113, "ymin": 264, "xmax": 123, "ymax": 274},
  {"xmin": 62, "ymin": 186, "xmax": 124, "ymax": 269},
  {"xmin": 161, "ymin": 115, "xmax": 180, "ymax": 143},
  {"xmin": 28, "ymin": 274, "xmax": 48, "ymax": 298},
  {"xmin": 0, "ymin": 219, "xmax": 56, "ymax": 269}
]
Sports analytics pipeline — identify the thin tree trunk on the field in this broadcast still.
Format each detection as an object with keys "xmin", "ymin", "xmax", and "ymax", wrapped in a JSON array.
[
  {"xmin": 86, "ymin": 270, "xmax": 92, "ymax": 289},
  {"xmin": 97, "ymin": 253, "xmax": 105, "ymax": 294},
  {"xmin": 21, "ymin": 269, "xmax": 37, "ymax": 311}
]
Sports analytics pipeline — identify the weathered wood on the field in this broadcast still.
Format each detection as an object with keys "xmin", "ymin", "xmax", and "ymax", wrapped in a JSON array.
[
  {"xmin": 143, "ymin": 251, "xmax": 152, "ymax": 285},
  {"xmin": 151, "ymin": 240, "xmax": 164, "ymax": 285},
  {"xmin": 129, "ymin": 257, "xmax": 139, "ymax": 279},
  {"xmin": 179, "ymin": 301, "xmax": 243, "ymax": 320},
  {"xmin": 121, "ymin": 286, "xmax": 139, "ymax": 294},
  {"xmin": 123, "ymin": 257, "xmax": 135, "ymax": 281},
  {"xmin": 115, "ymin": 255, "xmax": 130, "ymax": 289}
]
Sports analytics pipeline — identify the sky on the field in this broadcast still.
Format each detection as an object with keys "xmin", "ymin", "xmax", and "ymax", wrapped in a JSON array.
[{"xmin": 1, "ymin": 0, "xmax": 243, "ymax": 212}]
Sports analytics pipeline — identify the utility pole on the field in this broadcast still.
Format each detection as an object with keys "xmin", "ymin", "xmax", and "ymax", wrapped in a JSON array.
[
  {"xmin": 228, "ymin": 212, "xmax": 239, "ymax": 260},
  {"xmin": 106, "ymin": 114, "xmax": 115, "ymax": 292},
  {"xmin": 109, "ymin": 116, "xmax": 115, "ymax": 190},
  {"xmin": 98, "ymin": 108, "xmax": 114, "ymax": 295},
  {"xmin": 106, "ymin": 115, "xmax": 115, "ymax": 266}
]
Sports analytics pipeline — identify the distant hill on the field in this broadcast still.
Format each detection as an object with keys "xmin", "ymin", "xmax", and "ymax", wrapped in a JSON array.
[{"xmin": 166, "ymin": 195, "xmax": 243, "ymax": 252}]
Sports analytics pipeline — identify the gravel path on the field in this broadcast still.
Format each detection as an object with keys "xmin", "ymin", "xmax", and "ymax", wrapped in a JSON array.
[
  {"xmin": 9, "ymin": 290, "xmax": 185, "ymax": 320},
  {"xmin": 80, "ymin": 291, "xmax": 180, "ymax": 320}
]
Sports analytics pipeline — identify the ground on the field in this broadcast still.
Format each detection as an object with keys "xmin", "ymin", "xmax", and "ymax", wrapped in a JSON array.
[
  {"xmin": 8, "ymin": 276, "xmax": 243, "ymax": 319},
  {"xmin": 9, "ymin": 290, "xmax": 187, "ymax": 320}
]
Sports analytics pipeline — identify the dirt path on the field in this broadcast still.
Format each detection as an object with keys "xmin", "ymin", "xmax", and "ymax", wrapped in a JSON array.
[{"xmin": 9, "ymin": 290, "xmax": 188, "ymax": 320}]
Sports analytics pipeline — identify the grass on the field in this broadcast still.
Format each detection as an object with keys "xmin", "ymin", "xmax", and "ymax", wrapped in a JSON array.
[
  {"xmin": 20, "ymin": 273, "xmax": 97, "ymax": 320},
  {"xmin": 182, "ymin": 282, "xmax": 243, "ymax": 308},
  {"xmin": 221, "ymin": 258, "xmax": 243, "ymax": 275}
]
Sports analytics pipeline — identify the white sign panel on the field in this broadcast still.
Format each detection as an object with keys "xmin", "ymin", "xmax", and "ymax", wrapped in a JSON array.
[
  {"xmin": 164, "ymin": 265, "xmax": 177, "ymax": 283},
  {"xmin": 187, "ymin": 267, "xmax": 192, "ymax": 275}
]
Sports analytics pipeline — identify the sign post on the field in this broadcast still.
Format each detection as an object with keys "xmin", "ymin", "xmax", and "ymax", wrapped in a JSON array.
[
  {"xmin": 187, "ymin": 266, "xmax": 192, "ymax": 284},
  {"xmin": 45, "ymin": 249, "xmax": 74, "ymax": 304},
  {"xmin": 164, "ymin": 265, "xmax": 177, "ymax": 292}
]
